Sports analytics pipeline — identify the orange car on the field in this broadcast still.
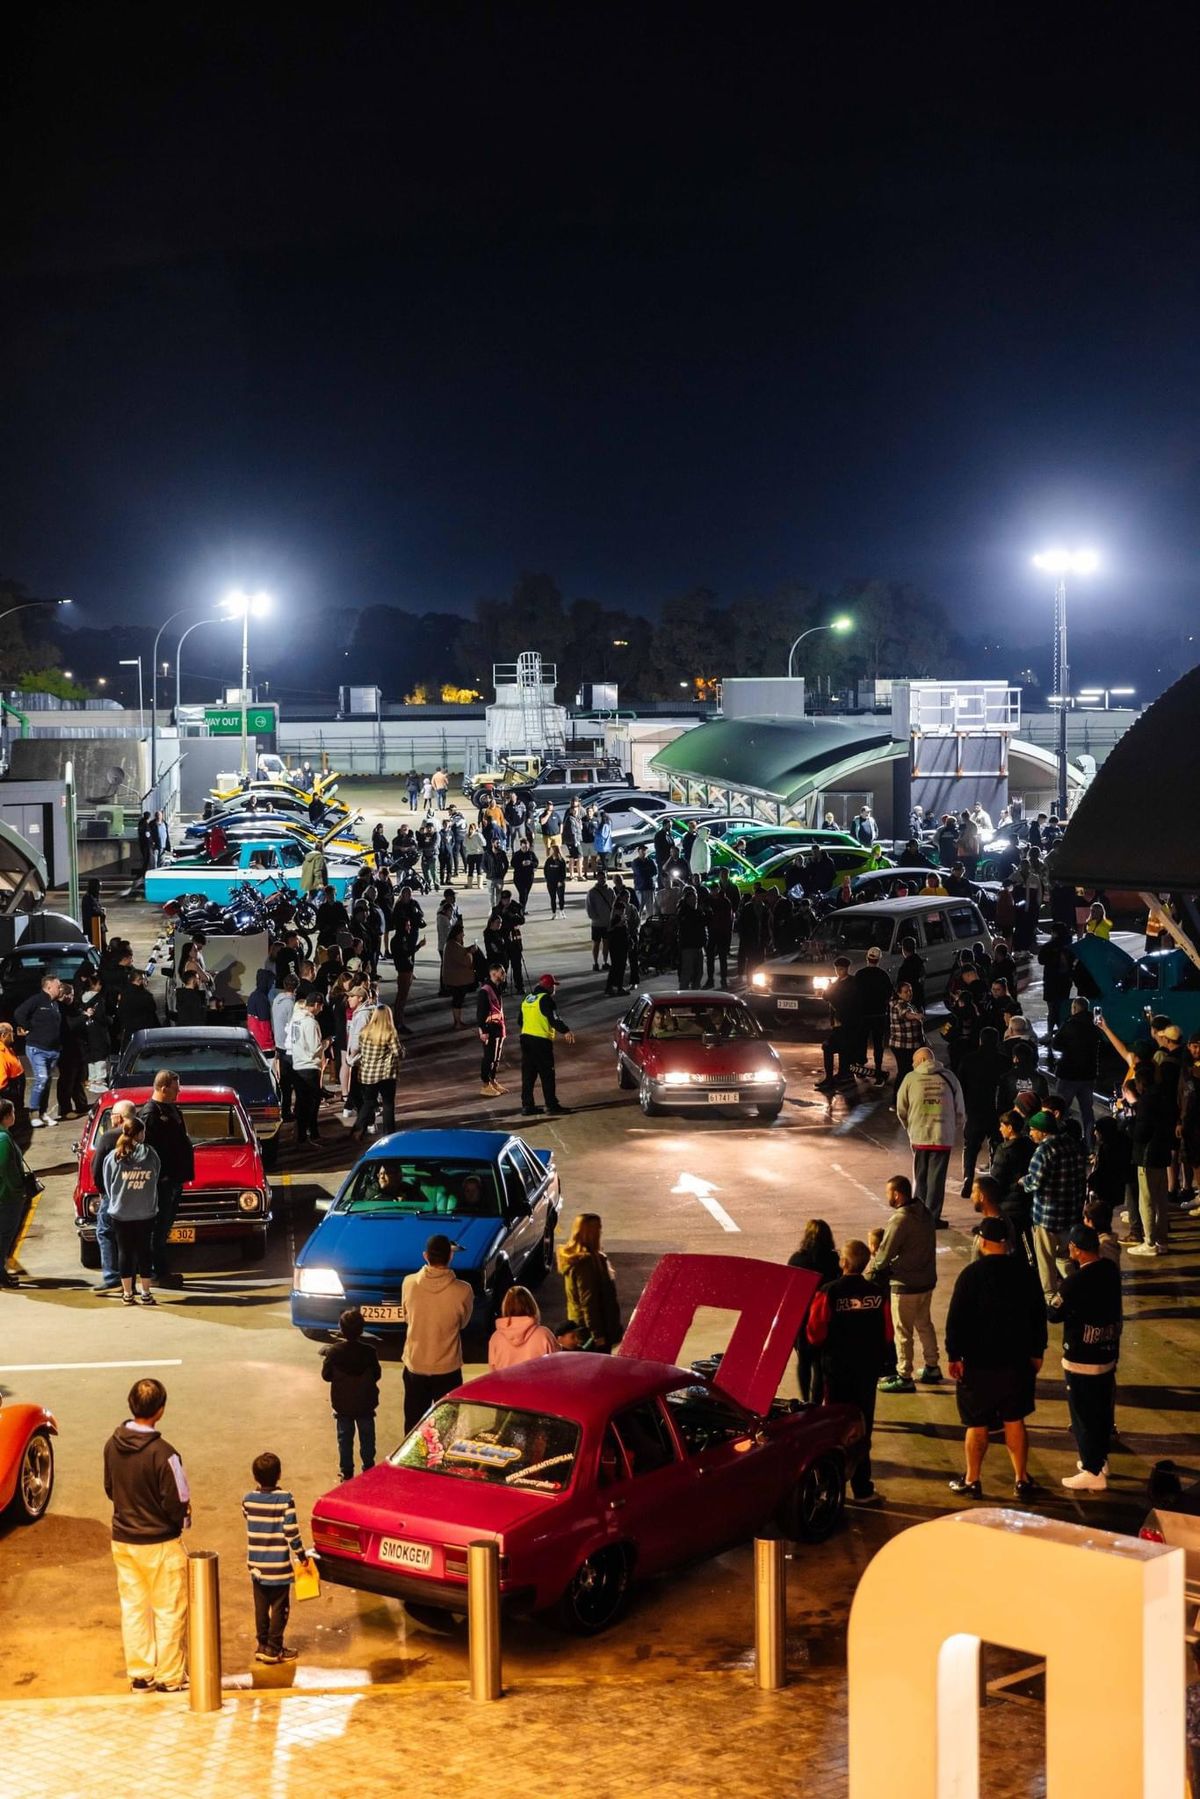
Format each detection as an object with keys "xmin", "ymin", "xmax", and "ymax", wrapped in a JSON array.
[{"xmin": 0, "ymin": 1396, "xmax": 57, "ymax": 1523}]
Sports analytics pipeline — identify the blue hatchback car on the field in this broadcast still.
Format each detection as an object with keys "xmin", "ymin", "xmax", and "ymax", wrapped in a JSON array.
[{"xmin": 290, "ymin": 1129, "xmax": 562, "ymax": 1340}]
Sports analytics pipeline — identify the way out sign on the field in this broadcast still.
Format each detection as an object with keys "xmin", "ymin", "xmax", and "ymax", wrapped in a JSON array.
[
  {"xmin": 848, "ymin": 1507, "xmax": 1184, "ymax": 1796},
  {"xmin": 204, "ymin": 706, "xmax": 275, "ymax": 736}
]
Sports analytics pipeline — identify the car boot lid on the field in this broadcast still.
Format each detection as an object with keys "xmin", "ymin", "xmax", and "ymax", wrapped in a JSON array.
[{"xmin": 617, "ymin": 1252, "xmax": 819, "ymax": 1417}]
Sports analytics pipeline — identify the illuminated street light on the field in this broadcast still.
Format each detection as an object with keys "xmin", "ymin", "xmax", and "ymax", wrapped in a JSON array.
[
  {"xmin": 786, "ymin": 615, "xmax": 852, "ymax": 679},
  {"xmin": 222, "ymin": 590, "xmax": 272, "ymax": 775},
  {"xmin": 1031, "ymin": 548, "xmax": 1100, "ymax": 819},
  {"xmin": 119, "ymin": 657, "xmax": 145, "ymax": 732}
]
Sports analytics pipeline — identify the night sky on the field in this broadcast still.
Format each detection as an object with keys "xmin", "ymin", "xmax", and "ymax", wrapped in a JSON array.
[{"xmin": 2, "ymin": 7, "xmax": 1198, "ymax": 681}]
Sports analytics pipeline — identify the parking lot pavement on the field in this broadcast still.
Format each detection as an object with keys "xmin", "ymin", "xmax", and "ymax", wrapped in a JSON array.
[{"xmin": 3, "ymin": 788, "xmax": 1198, "ymax": 1736}]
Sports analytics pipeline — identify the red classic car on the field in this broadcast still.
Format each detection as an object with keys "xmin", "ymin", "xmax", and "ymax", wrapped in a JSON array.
[
  {"xmin": 73, "ymin": 1085, "xmax": 272, "ymax": 1266},
  {"xmin": 0, "ymin": 1395, "xmax": 56, "ymax": 1524},
  {"xmin": 613, "ymin": 991, "xmax": 786, "ymax": 1119},
  {"xmin": 311, "ymin": 1254, "xmax": 863, "ymax": 1632}
]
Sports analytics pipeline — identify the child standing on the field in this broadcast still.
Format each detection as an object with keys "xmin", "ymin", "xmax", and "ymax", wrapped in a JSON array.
[
  {"xmin": 321, "ymin": 1307, "xmax": 382, "ymax": 1482},
  {"xmin": 242, "ymin": 1452, "xmax": 311, "ymax": 1665}
]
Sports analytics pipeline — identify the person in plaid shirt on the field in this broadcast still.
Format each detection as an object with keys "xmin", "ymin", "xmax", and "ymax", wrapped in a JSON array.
[
  {"xmin": 887, "ymin": 980, "xmax": 926, "ymax": 1099},
  {"xmin": 1024, "ymin": 1110, "xmax": 1087, "ymax": 1305}
]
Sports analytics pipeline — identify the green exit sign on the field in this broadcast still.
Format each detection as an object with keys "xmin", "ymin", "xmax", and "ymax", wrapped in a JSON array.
[{"xmin": 204, "ymin": 705, "xmax": 276, "ymax": 736}]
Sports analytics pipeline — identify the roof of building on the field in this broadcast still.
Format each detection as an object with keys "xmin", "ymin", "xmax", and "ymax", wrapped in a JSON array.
[
  {"xmin": 1051, "ymin": 667, "xmax": 1199, "ymax": 891},
  {"xmin": 649, "ymin": 716, "xmax": 901, "ymax": 806}
]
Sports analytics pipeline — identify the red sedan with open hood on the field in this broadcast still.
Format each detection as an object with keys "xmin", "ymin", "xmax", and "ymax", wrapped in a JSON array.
[
  {"xmin": 613, "ymin": 991, "xmax": 786, "ymax": 1120},
  {"xmin": 310, "ymin": 1254, "xmax": 863, "ymax": 1633}
]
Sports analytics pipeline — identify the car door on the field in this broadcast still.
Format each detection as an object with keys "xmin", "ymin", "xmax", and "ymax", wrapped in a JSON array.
[
  {"xmin": 510, "ymin": 1139, "xmax": 554, "ymax": 1238},
  {"xmin": 497, "ymin": 1146, "xmax": 540, "ymax": 1269},
  {"xmin": 663, "ymin": 1386, "xmax": 779, "ymax": 1553},
  {"xmin": 604, "ymin": 1399, "xmax": 687, "ymax": 1573},
  {"xmin": 918, "ymin": 907, "xmax": 955, "ymax": 994},
  {"xmin": 615, "ymin": 997, "xmax": 651, "ymax": 1075}
]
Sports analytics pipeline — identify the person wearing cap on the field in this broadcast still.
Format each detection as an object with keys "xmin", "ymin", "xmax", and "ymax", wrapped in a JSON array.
[
  {"xmin": 814, "ymin": 957, "xmax": 863, "ymax": 1091},
  {"xmin": 1059, "ymin": 1223, "xmax": 1122, "ymax": 1491},
  {"xmin": 1023, "ymin": 1109, "xmax": 1087, "ymax": 1303},
  {"xmin": 895, "ymin": 1046, "xmax": 965, "ymax": 1227},
  {"xmin": 854, "ymin": 947, "xmax": 893, "ymax": 1086},
  {"xmin": 944, "ymin": 1213, "xmax": 1046, "ymax": 1502},
  {"xmin": 519, "ymin": 974, "xmax": 575, "ymax": 1117},
  {"xmin": 400, "ymin": 1234, "xmax": 474, "ymax": 1433}
]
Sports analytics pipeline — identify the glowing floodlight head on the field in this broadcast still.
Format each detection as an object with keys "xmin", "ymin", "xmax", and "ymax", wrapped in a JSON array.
[{"xmin": 1032, "ymin": 548, "xmax": 1100, "ymax": 576}]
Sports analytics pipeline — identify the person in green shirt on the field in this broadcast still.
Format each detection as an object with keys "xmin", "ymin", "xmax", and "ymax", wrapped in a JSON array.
[{"xmin": 0, "ymin": 1099, "xmax": 28, "ymax": 1287}]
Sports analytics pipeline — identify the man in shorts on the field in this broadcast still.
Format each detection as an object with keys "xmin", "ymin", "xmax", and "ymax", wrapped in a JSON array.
[{"xmin": 944, "ymin": 1216, "xmax": 1047, "ymax": 1502}]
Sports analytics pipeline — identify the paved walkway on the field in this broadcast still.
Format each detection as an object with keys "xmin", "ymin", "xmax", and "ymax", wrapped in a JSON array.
[{"xmin": 5, "ymin": 1666, "xmax": 1057, "ymax": 1799}]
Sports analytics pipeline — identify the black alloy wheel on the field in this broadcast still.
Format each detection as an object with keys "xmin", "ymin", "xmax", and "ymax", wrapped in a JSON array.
[{"xmin": 556, "ymin": 1546, "xmax": 630, "ymax": 1634}]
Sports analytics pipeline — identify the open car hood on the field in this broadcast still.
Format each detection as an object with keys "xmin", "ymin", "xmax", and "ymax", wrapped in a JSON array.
[
  {"xmin": 617, "ymin": 1253, "xmax": 818, "ymax": 1417},
  {"xmin": 1071, "ymin": 932, "xmax": 1139, "ymax": 995}
]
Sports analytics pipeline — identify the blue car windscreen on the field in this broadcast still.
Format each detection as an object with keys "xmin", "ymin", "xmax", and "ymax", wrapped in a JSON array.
[{"xmin": 339, "ymin": 1159, "xmax": 502, "ymax": 1217}]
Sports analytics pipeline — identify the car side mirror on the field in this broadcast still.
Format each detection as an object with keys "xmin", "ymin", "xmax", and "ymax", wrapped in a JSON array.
[{"xmin": 511, "ymin": 1196, "xmax": 532, "ymax": 1218}]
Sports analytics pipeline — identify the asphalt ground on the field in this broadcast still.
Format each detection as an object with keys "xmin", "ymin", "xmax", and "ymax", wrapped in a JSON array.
[{"xmin": 3, "ymin": 781, "xmax": 1197, "ymax": 1735}]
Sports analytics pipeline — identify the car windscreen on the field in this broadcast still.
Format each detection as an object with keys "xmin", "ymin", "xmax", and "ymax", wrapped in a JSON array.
[
  {"xmin": 338, "ymin": 1158, "xmax": 502, "ymax": 1216},
  {"xmin": 829, "ymin": 916, "xmax": 897, "ymax": 952},
  {"xmin": 97, "ymin": 1104, "xmax": 247, "ymax": 1145},
  {"xmin": 391, "ymin": 1400, "xmax": 579, "ymax": 1494},
  {"xmin": 2, "ymin": 949, "xmax": 94, "ymax": 984},
  {"xmin": 649, "ymin": 1005, "xmax": 760, "ymax": 1040},
  {"xmin": 124, "ymin": 1044, "xmax": 263, "ymax": 1077}
]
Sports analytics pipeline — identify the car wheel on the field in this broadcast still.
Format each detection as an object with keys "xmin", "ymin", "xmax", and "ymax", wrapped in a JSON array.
[
  {"xmin": 784, "ymin": 1453, "xmax": 845, "ymax": 1544},
  {"xmin": 8, "ymin": 1428, "xmax": 54, "ymax": 1524},
  {"xmin": 242, "ymin": 1229, "xmax": 268, "ymax": 1263},
  {"xmin": 261, "ymin": 1136, "xmax": 280, "ymax": 1172},
  {"xmin": 555, "ymin": 1545, "xmax": 631, "ymax": 1635},
  {"xmin": 638, "ymin": 1075, "xmax": 660, "ymax": 1117},
  {"xmin": 757, "ymin": 1102, "xmax": 783, "ymax": 1121},
  {"xmin": 78, "ymin": 1236, "xmax": 102, "ymax": 1270},
  {"xmin": 616, "ymin": 1056, "xmax": 636, "ymax": 1091}
]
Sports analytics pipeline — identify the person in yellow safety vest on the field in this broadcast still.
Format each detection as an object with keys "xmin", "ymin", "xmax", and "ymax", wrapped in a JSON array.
[{"xmin": 519, "ymin": 973, "xmax": 575, "ymax": 1117}]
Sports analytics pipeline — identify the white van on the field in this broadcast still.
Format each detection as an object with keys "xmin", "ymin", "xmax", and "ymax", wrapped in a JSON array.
[{"xmin": 747, "ymin": 895, "xmax": 994, "ymax": 1023}]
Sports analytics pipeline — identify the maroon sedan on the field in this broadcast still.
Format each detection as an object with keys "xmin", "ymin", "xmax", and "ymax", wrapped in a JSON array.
[
  {"xmin": 613, "ymin": 990, "xmax": 786, "ymax": 1119},
  {"xmin": 310, "ymin": 1253, "xmax": 863, "ymax": 1633}
]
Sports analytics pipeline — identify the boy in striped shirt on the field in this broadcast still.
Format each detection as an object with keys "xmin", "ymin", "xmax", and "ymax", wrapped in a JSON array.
[{"xmin": 242, "ymin": 1452, "xmax": 311, "ymax": 1664}]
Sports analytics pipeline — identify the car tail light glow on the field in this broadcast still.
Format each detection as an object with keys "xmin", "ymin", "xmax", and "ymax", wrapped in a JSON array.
[
  {"xmin": 1139, "ymin": 1527, "xmax": 1165, "ymax": 1543},
  {"xmin": 313, "ymin": 1518, "xmax": 364, "ymax": 1554}
]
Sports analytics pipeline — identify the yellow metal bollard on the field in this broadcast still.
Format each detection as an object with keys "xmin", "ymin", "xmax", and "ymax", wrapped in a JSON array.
[
  {"xmin": 187, "ymin": 1550, "xmax": 223, "ymax": 1713},
  {"xmin": 754, "ymin": 1536, "xmax": 787, "ymax": 1690},
  {"xmin": 467, "ymin": 1540, "xmax": 502, "ymax": 1701}
]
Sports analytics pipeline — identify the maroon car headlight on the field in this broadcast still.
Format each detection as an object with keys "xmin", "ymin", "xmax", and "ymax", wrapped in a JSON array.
[{"xmin": 660, "ymin": 1071, "xmax": 694, "ymax": 1087}]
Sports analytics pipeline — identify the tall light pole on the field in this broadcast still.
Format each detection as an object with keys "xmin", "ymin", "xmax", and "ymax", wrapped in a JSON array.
[
  {"xmin": 176, "ymin": 614, "xmax": 237, "ymax": 715},
  {"xmin": 1031, "ymin": 549, "xmax": 1099, "ymax": 820},
  {"xmin": 149, "ymin": 605, "xmax": 202, "ymax": 795},
  {"xmin": 0, "ymin": 595, "xmax": 71, "ymax": 633},
  {"xmin": 787, "ymin": 615, "xmax": 853, "ymax": 679},
  {"xmin": 222, "ymin": 590, "xmax": 271, "ymax": 776},
  {"xmin": 119, "ymin": 657, "xmax": 145, "ymax": 733}
]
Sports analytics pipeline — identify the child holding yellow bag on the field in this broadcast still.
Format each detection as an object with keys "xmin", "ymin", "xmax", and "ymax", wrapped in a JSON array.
[{"xmin": 242, "ymin": 1451, "xmax": 314, "ymax": 1665}]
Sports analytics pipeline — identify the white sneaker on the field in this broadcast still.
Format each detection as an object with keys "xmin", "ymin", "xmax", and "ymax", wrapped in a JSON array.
[
  {"xmin": 29, "ymin": 1116, "xmax": 45, "ymax": 1128},
  {"xmin": 340, "ymin": 1108, "xmax": 354, "ymax": 1121},
  {"xmin": 1126, "ymin": 1242, "xmax": 1162, "ymax": 1256},
  {"xmin": 44, "ymin": 1114, "xmax": 60, "ymax": 1127},
  {"xmin": 1062, "ymin": 1469, "xmax": 1107, "ymax": 1491},
  {"xmin": 1077, "ymin": 1459, "xmax": 1109, "ymax": 1475}
]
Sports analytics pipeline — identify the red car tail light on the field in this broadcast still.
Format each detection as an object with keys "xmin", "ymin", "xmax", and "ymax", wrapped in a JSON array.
[
  {"xmin": 1139, "ymin": 1527, "xmax": 1166, "ymax": 1544},
  {"xmin": 443, "ymin": 1548, "xmax": 508, "ymax": 1580},
  {"xmin": 313, "ymin": 1518, "xmax": 364, "ymax": 1555}
]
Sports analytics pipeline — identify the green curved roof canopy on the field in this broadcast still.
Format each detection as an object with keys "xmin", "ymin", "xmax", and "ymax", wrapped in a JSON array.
[{"xmin": 650, "ymin": 717, "xmax": 900, "ymax": 808}]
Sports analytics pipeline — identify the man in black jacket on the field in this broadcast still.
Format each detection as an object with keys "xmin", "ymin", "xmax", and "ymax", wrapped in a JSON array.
[
  {"xmin": 140, "ymin": 1071, "xmax": 195, "ymax": 1289},
  {"xmin": 15, "ymin": 975, "xmax": 64, "ymax": 1127},
  {"xmin": 853, "ymin": 947, "xmax": 893, "ymax": 1085},
  {"xmin": 1059, "ymin": 1223, "xmax": 1122, "ymax": 1491},
  {"xmin": 1052, "ymin": 998, "xmax": 1101, "ymax": 1146},
  {"xmin": 321, "ymin": 1307, "xmax": 383, "ymax": 1482},
  {"xmin": 816, "ymin": 958, "xmax": 863, "ymax": 1089},
  {"xmin": 103, "ymin": 1377, "xmax": 191, "ymax": 1692},
  {"xmin": 805, "ymin": 1238, "xmax": 892, "ymax": 1501},
  {"xmin": 945, "ymin": 1217, "xmax": 1047, "ymax": 1501}
]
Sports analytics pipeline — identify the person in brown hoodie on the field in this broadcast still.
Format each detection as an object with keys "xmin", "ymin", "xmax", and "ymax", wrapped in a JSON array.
[{"xmin": 400, "ymin": 1233, "xmax": 474, "ymax": 1430}]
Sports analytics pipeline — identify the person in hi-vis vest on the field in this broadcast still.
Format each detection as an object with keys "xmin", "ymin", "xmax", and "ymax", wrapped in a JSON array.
[{"xmin": 519, "ymin": 974, "xmax": 574, "ymax": 1116}]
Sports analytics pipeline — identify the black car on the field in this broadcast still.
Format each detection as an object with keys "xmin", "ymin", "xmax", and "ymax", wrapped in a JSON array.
[
  {"xmin": 110, "ymin": 1027, "xmax": 282, "ymax": 1168},
  {"xmin": 0, "ymin": 942, "xmax": 101, "ymax": 1020}
]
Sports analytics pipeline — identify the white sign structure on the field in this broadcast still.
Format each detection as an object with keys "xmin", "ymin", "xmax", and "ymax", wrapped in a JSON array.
[{"xmin": 848, "ymin": 1507, "xmax": 1185, "ymax": 1797}]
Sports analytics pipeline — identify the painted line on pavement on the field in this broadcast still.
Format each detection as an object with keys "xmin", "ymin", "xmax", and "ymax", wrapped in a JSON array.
[
  {"xmin": 670, "ymin": 1172, "xmax": 740, "ymax": 1233},
  {"xmin": 829, "ymin": 1162, "xmax": 883, "ymax": 1206},
  {"xmin": 0, "ymin": 1359, "xmax": 184, "ymax": 1372},
  {"xmin": 696, "ymin": 1191, "xmax": 740, "ymax": 1232}
]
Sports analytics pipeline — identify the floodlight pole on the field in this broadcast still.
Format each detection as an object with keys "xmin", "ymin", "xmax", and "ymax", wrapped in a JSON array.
[{"xmin": 1054, "ymin": 578, "xmax": 1069, "ymax": 819}]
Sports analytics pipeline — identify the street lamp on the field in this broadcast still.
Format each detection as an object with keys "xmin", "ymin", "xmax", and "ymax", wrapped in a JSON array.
[
  {"xmin": 221, "ymin": 590, "xmax": 271, "ymax": 776},
  {"xmin": 0, "ymin": 596, "xmax": 71, "ymax": 632},
  {"xmin": 119, "ymin": 657, "xmax": 145, "ymax": 733},
  {"xmin": 175, "ymin": 614, "xmax": 237, "ymax": 715},
  {"xmin": 1031, "ymin": 549, "xmax": 1100, "ymax": 818},
  {"xmin": 786, "ymin": 615, "xmax": 852, "ymax": 679}
]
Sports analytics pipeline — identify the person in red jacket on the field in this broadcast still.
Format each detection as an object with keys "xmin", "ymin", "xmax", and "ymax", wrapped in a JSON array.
[{"xmin": 806, "ymin": 1238, "xmax": 893, "ymax": 1503}]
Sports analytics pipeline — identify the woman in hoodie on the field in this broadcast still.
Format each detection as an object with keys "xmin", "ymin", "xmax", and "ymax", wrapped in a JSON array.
[
  {"xmin": 487, "ymin": 1286, "xmax": 559, "ymax": 1368},
  {"xmin": 556, "ymin": 1213, "xmax": 620, "ymax": 1352},
  {"xmin": 246, "ymin": 968, "xmax": 276, "ymax": 1052},
  {"xmin": 102, "ymin": 1114, "xmax": 162, "ymax": 1307},
  {"xmin": 688, "ymin": 824, "xmax": 712, "ymax": 880}
]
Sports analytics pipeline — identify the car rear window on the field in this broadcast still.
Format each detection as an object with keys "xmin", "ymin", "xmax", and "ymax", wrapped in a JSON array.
[
  {"xmin": 3, "ymin": 949, "xmax": 95, "ymax": 984},
  {"xmin": 338, "ymin": 1157, "xmax": 502, "ymax": 1216},
  {"xmin": 649, "ymin": 1004, "xmax": 759, "ymax": 1040},
  {"xmin": 392, "ymin": 1401, "xmax": 579, "ymax": 1493},
  {"xmin": 96, "ymin": 1104, "xmax": 247, "ymax": 1144},
  {"xmin": 124, "ymin": 1044, "xmax": 262, "ymax": 1076}
]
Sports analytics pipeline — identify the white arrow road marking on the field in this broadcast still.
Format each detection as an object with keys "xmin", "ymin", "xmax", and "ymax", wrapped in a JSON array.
[
  {"xmin": 829, "ymin": 1162, "xmax": 884, "ymax": 1205},
  {"xmin": 671, "ymin": 1172, "xmax": 739, "ymax": 1232}
]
